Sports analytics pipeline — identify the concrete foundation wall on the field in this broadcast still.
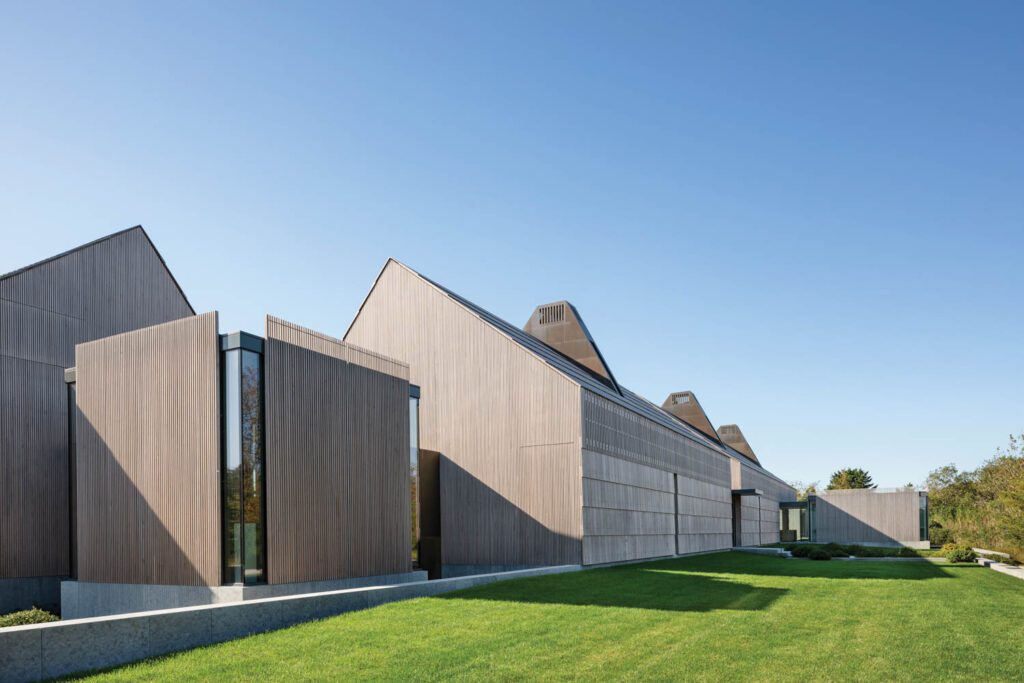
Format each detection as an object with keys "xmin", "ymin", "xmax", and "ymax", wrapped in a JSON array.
[
  {"xmin": 0, "ymin": 577, "xmax": 61, "ymax": 615},
  {"xmin": 61, "ymin": 571, "xmax": 428, "ymax": 620},
  {"xmin": 1, "ymin": 565, "xmax": 580, "ymax": 683}
]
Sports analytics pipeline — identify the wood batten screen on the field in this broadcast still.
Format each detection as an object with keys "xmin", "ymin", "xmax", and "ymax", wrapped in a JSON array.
[
  {"xmin": 0, "ymin": 226, "xmax": 193, "ymax": 580},
  {"xmin": 264, "ymin": 316, "xmax": 411, "ymax": 584},
  {"xmin": 74, "ymin": 312, "xmax": 220, "ymax": 585}
]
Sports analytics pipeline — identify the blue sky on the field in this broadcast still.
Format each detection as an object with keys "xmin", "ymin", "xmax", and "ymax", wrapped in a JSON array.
[{"xmin": 2, "ymin": 2, "xmax": 1021, "ymax": 488}]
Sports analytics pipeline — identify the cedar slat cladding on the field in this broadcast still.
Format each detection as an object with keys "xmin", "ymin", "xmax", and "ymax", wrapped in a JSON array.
[
  {"xmin": 582, "ymin": 390, "xmax": 732, "ymax": 486},
  {"xmin": 814, "ymin": 490, "xmax": 921, "ymax": 544},
  {"xmin": 580, "ymin": 392, "xmax": 735, "ymax": 562},
  {"xmin": 0, "ymin": 227, "xmax": 193, "ymax": 579},
  {"xmin": 581, "ymin": 450, "xmax": 733, "ymax": 563},
  {"xmin": 75, "ymin": 313, "xmax": 220, "ymax": 585},
  {"xmin": 264, "ymin": 316, "xmax": 411, "ymax": 584},
  {"xmin": 343, "ymin": 263, "xmax": 584, "ymax": 567}
]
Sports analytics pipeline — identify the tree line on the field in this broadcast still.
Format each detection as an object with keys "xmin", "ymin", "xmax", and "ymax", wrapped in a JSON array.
[{"xmin": 926, "ymin": 434, "xmax": 1024, "ymax": 562}]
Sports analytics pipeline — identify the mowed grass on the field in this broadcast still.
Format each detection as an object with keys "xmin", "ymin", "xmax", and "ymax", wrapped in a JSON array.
[{"xmin": 72, "ymin": 553, "xmax": 1024, "ymax": 682}]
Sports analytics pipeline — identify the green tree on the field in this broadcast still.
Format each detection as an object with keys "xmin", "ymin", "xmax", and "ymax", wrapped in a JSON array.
[
  {"xmin": 925, "ymin": 434, "xmax": 1024, "ymax": 562},
  {"xmin": 826, "ymin": 468, "xmax": 876, "ymax": 490},
  {"xmin": 788, "ymin": 480, "xmax": 819, "ymax": 501}
]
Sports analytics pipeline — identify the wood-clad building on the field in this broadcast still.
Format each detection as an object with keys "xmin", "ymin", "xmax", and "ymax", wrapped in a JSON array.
[
  {"xmin": 67, "ymin": 312, "xmax": 415, "ymax": 600},
  {"xmin": 3, "ymin": 228, "xmax": 421, "ymax": 617},
  {"xmin": 0, "ymin": 227, "xmax": 193, "ymax": 611},
  {"xmin": 810, "ymin": 489, "xmax": 928, "ymax": 548},
  {"xmin": 344, "ymin": 259, "xmax": 798, "ymax": 573}
]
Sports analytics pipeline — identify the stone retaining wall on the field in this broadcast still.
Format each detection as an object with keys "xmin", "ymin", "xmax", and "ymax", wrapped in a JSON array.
[{"xmin": 1, "ymin": 565, "xmax": 580, "ymax": 683}]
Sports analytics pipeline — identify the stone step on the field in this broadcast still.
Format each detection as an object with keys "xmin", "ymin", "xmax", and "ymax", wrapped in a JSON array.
[{"xmin": 732, "ymin": 547, "xmax": 789, "ymax": 557}]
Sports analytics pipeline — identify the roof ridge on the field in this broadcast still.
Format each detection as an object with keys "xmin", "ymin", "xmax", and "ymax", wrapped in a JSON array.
[{"xmin": 0, "ymin": 225, "xmax": 196, "ymax": 315}]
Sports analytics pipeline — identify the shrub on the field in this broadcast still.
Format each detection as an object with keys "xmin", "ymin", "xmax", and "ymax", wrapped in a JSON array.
[
  {"xmin": 897, "ymin": 547, "xmax": 919, "ymax": 558},
  {"xmin": 929, "ymin": 527, "xmax": 955, "ymax": 547},
  {"xmin": 789, "ymin": 545, "xmax": 813, "ymax": 558},
  {"xmin": 0, "ymin": 607, "xmax": 59, "ymax": 628},
  {"xmin": 943, "ymin": 545, "xmax": 977, "ymax": 563},
  {"xmin": 847, "ymin": 545, "xmax": 884, "ymax": 557},
  {"xmin": 808, "ymin": 549, "xmax": 832, "ymax": 561},
  {"xmin": 823, "ymin": 542, "xmax": 849, "ymax": 557}
]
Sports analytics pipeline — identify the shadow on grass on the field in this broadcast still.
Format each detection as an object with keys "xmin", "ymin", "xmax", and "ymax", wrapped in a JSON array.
[
  {"xmin": 439, "ymin": 564, "xmax": 787, "ymax": 613},
  {"xmin": 640, "ymin": 553, "xmax": 959, "ymax": 581}
]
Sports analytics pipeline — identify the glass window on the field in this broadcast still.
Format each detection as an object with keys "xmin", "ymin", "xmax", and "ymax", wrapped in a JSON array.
[
  {"xmin": 222, "ymin": 350, "xmax": 242, "ymax": 584},
  {"xmin": 241, "ymin": 350, "xmax": 265, "ymax": 583},
  {"xmin": 409, "ymin": 391, "xmax": 420, "ymax": 567},
  {"xmin": 919, "ymin": 494, "xmax": 928, "ymax": 542},
  {"xmin": 222, "ymin": 346, "xmax": 266, "ymax": 585}
]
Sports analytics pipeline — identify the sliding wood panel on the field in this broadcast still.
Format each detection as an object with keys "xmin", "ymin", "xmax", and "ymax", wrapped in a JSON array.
[
  {"xmin": 75, "ymin": 313, "xmax": 220, "ymax": 585},
  {"xmin": 264, "ymin": 316, "xmax": 411, "ymax": 584}
]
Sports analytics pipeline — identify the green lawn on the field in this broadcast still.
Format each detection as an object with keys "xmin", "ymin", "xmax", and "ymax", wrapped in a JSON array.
[{"xmin": 72, "ymin": 553, "xmax": 1024, "ymax": 682}]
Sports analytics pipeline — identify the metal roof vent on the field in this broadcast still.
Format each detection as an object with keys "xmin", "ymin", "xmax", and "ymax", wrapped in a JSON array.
[
  {"xmin": 662, "ymin": 391, "xmax": 720, "ymax": 442},
  {"xmin": 524, "ymin": 300, "xmax": 620, "ymax": 394},
  {"xmin": 537, "ymin": 303, "xmax": 566, "ymax": 325},
  {"xmin": 718, "ymin": 424, "xmax": 760, "ymax": 465}
]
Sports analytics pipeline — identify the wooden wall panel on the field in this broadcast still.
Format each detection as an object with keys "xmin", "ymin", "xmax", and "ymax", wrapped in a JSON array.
[
  {"xmin": 581, "ymin": 451, "xmax": 675, "ymax": 564},
  {"xmin": 582, "ymin": 390, "xmax": 732, "ymax": 487},
  {"xmin": 264, "ymin": 316, "xmax": 411, "ymax": 584},
  {"xmin": 0, "ymin": 227, "xmax": 193, "ymax": 579},
  {"xmin": 814, "ymin": 489, "xmax": 922, "ymax": 545},
  {"xmin": 0, "ymin": 358, "xmax": 69, "ymax": 577},
  {"xmin": 581, "ymin": 393, "xmax": 734, "ymax": 561},
  {"xmin": 75, "ymin": 313, "xmax": 220, "ymax": 585},
  {"xmin": 676, "ymin": 476, "xmax": 733, "ymax": 554},
  {"xmin": 344, "ymin": 262, "xmax": 583, "ymax": 567}
]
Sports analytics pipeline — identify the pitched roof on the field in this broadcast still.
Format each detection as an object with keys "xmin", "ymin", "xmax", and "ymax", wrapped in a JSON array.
[
  {"xmin": 352, "ymin": 259, "xmax": 788, "ymax": 485},
  {"xmin": 0, "ymin": 225, "xmax": 195, "ymax": 314}
]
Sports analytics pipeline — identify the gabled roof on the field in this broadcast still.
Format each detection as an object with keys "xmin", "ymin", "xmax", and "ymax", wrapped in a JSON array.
[
  {"xmin": 347, "ymin": 259, "xmax": 789, "ymax": 485},
  {"xmin": 0, "ymin": 225, "xmax": 195, "ymax": 314}
]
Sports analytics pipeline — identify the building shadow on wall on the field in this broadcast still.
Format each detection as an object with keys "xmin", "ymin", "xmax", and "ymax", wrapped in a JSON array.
[
  {"xmin": 439, "ymin": 455, "xmax": 582, "ymax": 569},
  {"xmin": 436, "ymin": 460, "xmax": 786, "ymax": 612},
  {"xmin": 439, "ymin": 563, "xmax": 787, "ymax": 613},
  {"xmin": 812, "ymin": 496, "xmax": 912, "ymax": 546},
  {"xmin": 74, "ymin": 414, "xmax": 210, "ymax": 589}
]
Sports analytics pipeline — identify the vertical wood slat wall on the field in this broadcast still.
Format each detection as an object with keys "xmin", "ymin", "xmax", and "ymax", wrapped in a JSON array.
[
  {"xmin": 814, "ymin": 489, "xmax": 922, "ymax": 544},
  {"xmin": 75, "ymin": 313, "xmax": 220, "ymax": 585},
  {"xmin": 343, "ymin": 262, "xmax": 584, "ymax": 567},
  {"xmin": 264, "ymin": 316, "xmax": 411, "ymax": 584},
  {"xmin": 581, "ymin": 391, "xmax": 735, "ymax": 563},
  {"xmin": 0, "ymin": 227, "xmax": 193, "ymax": 579}
]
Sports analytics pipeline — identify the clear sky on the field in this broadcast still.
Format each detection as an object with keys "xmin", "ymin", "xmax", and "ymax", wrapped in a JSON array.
[{"xmin": 2, "ymin": 2, "xmax": 1021, "ymax": 489}]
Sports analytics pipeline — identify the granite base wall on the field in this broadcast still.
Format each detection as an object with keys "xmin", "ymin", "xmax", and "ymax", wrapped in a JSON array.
[
  {"xmin": 61, "ymin": 571, "xmax": 428, "ymax": 619},
  {"xmin": 1, "ymin": 565, "xmax": 581, "ymax": 683}
]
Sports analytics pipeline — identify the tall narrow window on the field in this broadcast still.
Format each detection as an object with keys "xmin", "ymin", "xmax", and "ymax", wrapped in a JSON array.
[
  {"xmin": 919, "ymin": 494, "xmax": 928, "ymax": 542},
  {"xmin": 409, "ymin": 385, "xmax": 421, "ymax": 567},
  {"xmin": 240, "ymin": 350, "xmax": 266, "ymax": 583},
  {"xmin": 222, "ymin": 349, "xmax": 242, "ymax": 584},
  {"xmin": 221, "ymin": 335, "xmax": 266, "ymax": 585}
]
